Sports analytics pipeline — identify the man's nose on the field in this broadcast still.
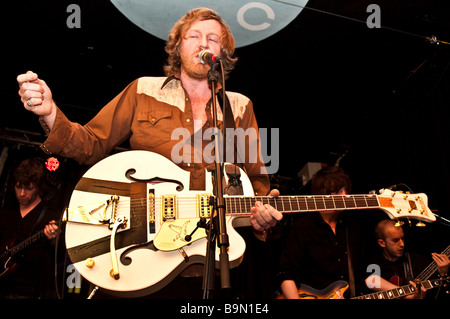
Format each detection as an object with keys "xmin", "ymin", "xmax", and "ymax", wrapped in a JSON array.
[{"xmin": 199, "ymin": 36, "xmax": 208, "ymax": 49}]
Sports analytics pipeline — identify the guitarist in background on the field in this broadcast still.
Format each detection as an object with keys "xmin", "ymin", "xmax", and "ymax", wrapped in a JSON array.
[
  {"xmin": 278, "ymin": 166, "xmax": 373, "ymax": 299},
  {"xmin": 365, "ymin": 219, "xmax": 449, "ymax": 299},
  {"xmin": 0, "ymin": 158, "xmax": 60, "ymax": 298}
]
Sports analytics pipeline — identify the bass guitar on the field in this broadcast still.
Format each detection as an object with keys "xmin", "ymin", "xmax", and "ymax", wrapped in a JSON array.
[
  {"xmin": 277, "ymin": 277, "xmax": 448, "ymax": 299},
  {"xmin": 64, "ymin": 150, "xmax": 435, "ymax": 297},
  {"xmin": 415, "ymin": 244, "xmax": 450, "ymax": 281},
  {"xmin": 276, "ymin": 281, "xmax": 349, "ymax": 299},
  {"xmin": 353, "ymin": 277, "xmax": 448, "ymax": 299},
  {"xmin": 1, "ymin": 227, "xmax": 49, "ymax": 279}
]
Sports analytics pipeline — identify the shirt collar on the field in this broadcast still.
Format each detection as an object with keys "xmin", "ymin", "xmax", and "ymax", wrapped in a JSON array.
[
  {"xmin": 161, "ymin": 74, "xmax": 179, "ymax": 89},
  {"xmin": 161, "ymin": 74, "xmax": 223, "ymax": 93}
]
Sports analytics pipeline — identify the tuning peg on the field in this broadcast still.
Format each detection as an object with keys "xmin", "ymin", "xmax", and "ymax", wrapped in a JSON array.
[
  {"xmin": 416, "ymin": 221, "xmax": 426, "ymax": 227},
  {"xmin": 395, "ymin": 220, "xmax": 404, "ymax": 227}
]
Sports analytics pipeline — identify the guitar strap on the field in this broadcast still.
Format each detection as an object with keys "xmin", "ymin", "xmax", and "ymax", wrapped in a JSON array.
[
  {"xmin": 346, "ymin": 227, "xmax": 356, "ymax": 297},
  {"xmin": 27, "ymin": 204, "xmax": 47, "ymax": 238},
  {"xmin": 403, "ymin": 252, "xmax": 414, "ymax": 283},
  {"xmin": 188, "ymin": 90, "xmax": 239, "ymax": 192},
  {"xmin": 217, "ymin": 90, "xmax": 243, "ymax": 169}
]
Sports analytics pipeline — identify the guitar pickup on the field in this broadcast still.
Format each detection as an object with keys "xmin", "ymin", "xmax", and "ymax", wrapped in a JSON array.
[
  {"xmin": 197, "ymin": 194, "xmax": 213, "ymax": 218},
  {"xmin": 161, "ymin": 195, "xmax": 177, "ymax": 221}
]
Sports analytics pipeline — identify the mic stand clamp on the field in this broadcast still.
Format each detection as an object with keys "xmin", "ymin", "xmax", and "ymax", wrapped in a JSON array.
[{"xmin": 202, "ymin": 62, "xmax": 231, "ymax": 299}]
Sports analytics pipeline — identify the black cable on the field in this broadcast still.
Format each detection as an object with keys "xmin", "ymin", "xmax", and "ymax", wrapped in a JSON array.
[{"xmin": 270, "ymin": 0, "xmax": 449, "ymax": 44}]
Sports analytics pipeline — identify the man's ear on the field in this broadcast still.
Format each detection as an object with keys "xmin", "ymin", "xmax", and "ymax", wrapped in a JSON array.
[{"xmin": 377, "ymin": 239, "xmax": 386, "ymax": 248}]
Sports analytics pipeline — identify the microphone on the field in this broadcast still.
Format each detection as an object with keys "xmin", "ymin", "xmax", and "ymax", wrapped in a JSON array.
[{"xmin": 198, "ymin": 49, "xmax": 221, "ymax": 65}]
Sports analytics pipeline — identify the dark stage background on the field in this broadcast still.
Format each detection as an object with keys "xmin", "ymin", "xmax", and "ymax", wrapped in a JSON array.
[{"xmin": 1, "ymin": 1, "xmax": 449, "ymax": 299}]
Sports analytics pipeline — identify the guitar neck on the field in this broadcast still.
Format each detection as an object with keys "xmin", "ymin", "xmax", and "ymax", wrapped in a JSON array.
[
  {"xmin": 415, "ymin": 244, "xmax": 450, "ymax": 281},
  {"xmin": 8, "ymin": 229, "xmax": 46, "ymax": 257},
  {"xmin": 353, "ymin": 279, "xmax": 443, "ymax": 299},
  {"xmin": 225, "ymin": 194, "xmax": 380, "ymax": 216}
]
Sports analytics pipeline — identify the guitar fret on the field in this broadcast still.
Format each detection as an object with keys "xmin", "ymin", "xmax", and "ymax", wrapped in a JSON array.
[
  {"xmin": 272, "ymin": 197, "xmax": 277, "ymax": 210},
  {"xmin": 363, "ymin": 195, "xmax": 370, "ymax": 207},
  {"xmin": 334, "ymin": 196, "xmax": 345, "ymax": 209},
  {"xmin": 306, "ymin": 196, "xmax": 315, "ymax": 211},
  {"xmin": 294, "ymin": 196, "xmax": 301, "ymax": 211},
  {"xmin": 247, "ymin": 197, "xmax": 254, "ymax": 212},
  {"xmin": 422, "ymin": 281, "xmax": 432, "ymax": 290},
  {"xmin": 298, "ymin": 197, "xmax": 307, "ymax": 211},
  {"xmin": 357, "ymin": 195, "xmax": 367, "ymax": 208},
  {"xmin": 344, "ymin": 195, "xmax": 356, "ymax": 208},
  {"xmin": 357, "ymin": 195, "xmax": 364, "ymax": 207},
  {"xmin": 272, "ymin": 198, "xmax": 278, "ymax": 211},
  {"xmin": 366, "ymin": 195, "xmax": 379, "ymax": 207},
  {"xmin": 315, "ymin": 196, "xmax": 325, "ymax": 210},
  {"xmin": 323, "ymin": 196, "xmax": 334, "ymax": 210},
  {"xmin": 295, "ymin": 197, "xmax": 300, "ymax": 212},
  {"xmin": 281, "ymin": 197, "xmax": 286, "ymax": 211},
  {"xmin": 392, "ymin": 289, "xmax": 400, "ymax": 298}
]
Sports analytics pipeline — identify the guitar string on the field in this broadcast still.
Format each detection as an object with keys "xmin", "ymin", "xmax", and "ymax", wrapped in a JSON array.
[
  {"xmin": 417, "ymin": 245, "xmax": 450, "ymax": 280},
  {"xmin": 65, "ymin": 194, "xmax": 432, "ymax": 225},
  {"xmin": 69, "ymin": 195, "xmax": 381, "ymax": 216},
  {"xmin": 70, "ymin": 194, "xmax": 380, "ymax": 206},
  {"xmin": 66, "ymin": 194, "xmax": 420, "ymax": 216},
  {"xmin": 415, "ymin": 245, "xmax": 450, "ymax": 281}
]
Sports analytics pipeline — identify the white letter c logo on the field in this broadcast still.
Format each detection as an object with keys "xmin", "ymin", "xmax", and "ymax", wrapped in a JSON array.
[{"xmin": 237, "ymin": 2, "xmax": 275, "ymax": 31}]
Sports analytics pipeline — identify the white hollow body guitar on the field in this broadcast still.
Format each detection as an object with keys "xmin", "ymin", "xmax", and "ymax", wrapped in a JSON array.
[{"xmin": 64, "ymin": 151, "xmax": 435, "ymax": 297}]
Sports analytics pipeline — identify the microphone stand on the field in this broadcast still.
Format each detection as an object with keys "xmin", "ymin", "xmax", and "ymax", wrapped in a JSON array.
[{"xmin": 202, "ymin": 61, "xmax": 231, "ymax": 299}]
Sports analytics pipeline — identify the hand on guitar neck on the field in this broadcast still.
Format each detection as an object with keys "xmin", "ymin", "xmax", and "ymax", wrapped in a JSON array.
[
  {"xmin": 431, "ymin": 252, "xmax": 450, "ymax": 278},
  {"xmin": 43, "ymin": 220, "xmax": 59, "ymax": 240},
  {"xmin": 366, "ymin": 275, "xmax": 427, "ymax": 299}
]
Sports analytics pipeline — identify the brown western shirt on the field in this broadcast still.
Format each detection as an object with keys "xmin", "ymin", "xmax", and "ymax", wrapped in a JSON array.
[{"xmin": 39, "ymin": 76, "xmax": 270, "ymax": 195}]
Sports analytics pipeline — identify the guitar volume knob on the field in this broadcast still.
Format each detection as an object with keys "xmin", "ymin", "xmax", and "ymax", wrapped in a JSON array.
[{"xmin": 85, "ymin": 258, "xmax": 95, "ymax": 268}]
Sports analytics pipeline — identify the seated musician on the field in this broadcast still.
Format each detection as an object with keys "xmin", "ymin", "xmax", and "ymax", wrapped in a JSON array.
[
  {"xmin": 0, "ymin": 158, "xmax": 60, "ymax": 298},
  {"xmin": 278, "ymin": 166, "xmax": 370, "ymax": 299},
  {"xmin": 365, "ymin": 219, "xmax": 449, "ymax": 299}
]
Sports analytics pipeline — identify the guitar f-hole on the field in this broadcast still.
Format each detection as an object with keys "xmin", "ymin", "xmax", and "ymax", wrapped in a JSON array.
[{"xmin": 125, "ymin": 169, "xmax": 184, "ymax": 191}]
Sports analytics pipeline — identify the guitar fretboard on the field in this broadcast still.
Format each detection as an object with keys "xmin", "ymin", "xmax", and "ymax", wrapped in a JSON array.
[
  {"xmin": 9, "ymin": 229, "xmax": 46, "ymax": 256},
  {"xmin": 353, "ymin": 280, "xmax": 437, "ymax": 299},
  {"xmin": 415, "ymin": 244, "xmax": 450, "ymax": 281},
  {"xmin": 224, "ymin": 194, "xmax": 380, "ymax": 215}
]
